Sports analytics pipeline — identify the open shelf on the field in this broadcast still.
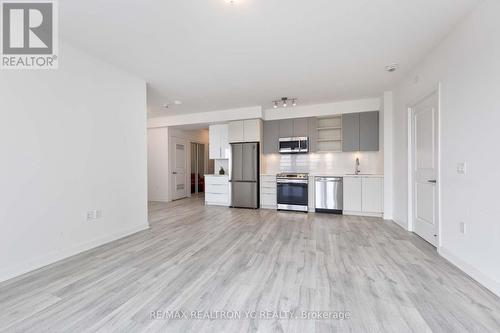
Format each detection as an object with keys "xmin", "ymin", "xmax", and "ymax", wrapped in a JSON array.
[
  {"xmin": 317, "ymin": 115, "xmax": 341, "ymax": 128},
  {"xmin": 317, "ymin": 140, "xmax": 342, "ymax": 152},
  {"xmin": 315, "ymin": 115, "xmax": 342, "ymax": 152}
]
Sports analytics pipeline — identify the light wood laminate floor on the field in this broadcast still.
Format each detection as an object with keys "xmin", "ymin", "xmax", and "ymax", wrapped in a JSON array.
[{"xmin": 1, "ymin": 196, "xmax": 499, "ymax": 332}]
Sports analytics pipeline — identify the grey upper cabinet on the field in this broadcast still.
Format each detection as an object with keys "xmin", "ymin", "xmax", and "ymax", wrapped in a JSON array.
[
  {"xmin": 263, "ymin": 120, "xmax": 280, "ymax": 154},
  {"xmin": 342, "ymin": 111, "xmax": 379, "ymax": 152},
  {"xmin": 293, "ymin": 118, "xmax": 309, "ymax": 137},
  {"xmin": 360, "ymin": 111, "xmax": 379, "ymax": 151},
  {"xmin": 279, "ymin": 119, "xmax": 294, "ymax": 138},
  {"xmin": 308, "ymin": 118, "xmax": 318, "ymax": 152},
  {"xmin": 262, "ymin": 117, "xmax": 322, "ymax": 154},
  {"xmin": 342, "ymin": 113, "xmax": 360, "ymax": 152}
]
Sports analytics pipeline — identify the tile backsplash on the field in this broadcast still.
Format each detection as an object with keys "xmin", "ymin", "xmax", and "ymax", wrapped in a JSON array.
[{"xmin": 262, "ymin": 151, "xmax": 383, "ymax": 175}]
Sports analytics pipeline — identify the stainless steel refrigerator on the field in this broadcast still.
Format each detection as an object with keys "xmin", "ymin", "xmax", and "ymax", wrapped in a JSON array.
[{"xmin": 230, "ymin": 142, "xmax": 259, "ymax": 209}]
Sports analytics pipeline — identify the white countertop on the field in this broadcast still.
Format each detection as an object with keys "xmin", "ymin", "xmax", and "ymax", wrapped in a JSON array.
[
  {"xmin": 205, "ymin": 174, "xmax": 229, "ymax": 177},
  {"xmin": 314, "ymin": 174, "xmax": 384, "ymax": 178},
  {"xmin": 260, "ymin": 173, "xmax": 383, "ymax": 178}
]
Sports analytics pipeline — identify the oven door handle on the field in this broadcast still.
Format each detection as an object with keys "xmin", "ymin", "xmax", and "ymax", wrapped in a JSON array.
[{"xmin": 277, "ymin": 179, "xmax": 308, "ymax": 184}]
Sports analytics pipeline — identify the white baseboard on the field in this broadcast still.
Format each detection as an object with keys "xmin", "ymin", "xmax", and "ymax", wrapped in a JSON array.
[
  {"xmin": 438, "ymin": 247, "xmax": 500, "ymax": 297},
  {"xmin": 0, "ymin": 223, "xmax": 149, "ymax": 284},
  {"xmin": 343, "ymin": 211, "xmax": 383, "ymax": 218},
  {"xmin": 391, "ymin": 217, "xmax": 408, "ymax": 230}
]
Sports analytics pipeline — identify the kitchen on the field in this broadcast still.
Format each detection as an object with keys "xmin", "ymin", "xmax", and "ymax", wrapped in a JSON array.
[{"xmin": 205, "ymin": 110, "xmax": 384, "ymax": 217}]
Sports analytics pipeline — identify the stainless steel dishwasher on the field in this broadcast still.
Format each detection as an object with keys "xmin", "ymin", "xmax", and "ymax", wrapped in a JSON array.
[{"xmin": 315, "ymin": 177, "xmax": 343, "ymax": 214}]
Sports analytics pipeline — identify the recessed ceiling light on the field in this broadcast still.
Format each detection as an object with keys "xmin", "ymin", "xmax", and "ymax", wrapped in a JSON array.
[
  {"xmin": 224, "ymin": 0, "xmax": 236, "ymax": 4},
  {"xmin": 385, "ymin": 63, "xmax": 399, "ymax": 72}
]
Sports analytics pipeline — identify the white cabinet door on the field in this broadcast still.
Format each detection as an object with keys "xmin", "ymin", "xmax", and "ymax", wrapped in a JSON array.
[
  {"xmin": 362, "ymin": 178, "xmax": 384, "ymax": 213},
  {"xmin": 220, "ymin": 124, "xmax": 230, "ymax": 158},
  {"xmin": 209, "ymin": 125, "xmax": 221, "ymax": 159},
  {"xmin": 343, "ymin": 177, "xmax": 362, "ymax": 212},
  {"xmin": 228, "ymin": 121, "xmax": 244, "ymax": 143},
  {"xmin": 244, "ymin": 119, "xmax": 261, "ymax": 142}
]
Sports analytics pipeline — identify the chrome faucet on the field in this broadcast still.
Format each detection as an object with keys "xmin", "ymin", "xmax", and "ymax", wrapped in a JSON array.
[{"xmin": 355, "ymin": 157, "xmax": 360, "ymax": 175}]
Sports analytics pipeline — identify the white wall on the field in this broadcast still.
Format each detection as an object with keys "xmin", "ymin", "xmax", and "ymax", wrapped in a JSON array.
[
  {"xmin": 391, "ymin": 0, "xmax": 500, "ymax": 295},
  {"xmin": 383, "ymin": 92, "xmax": 394, "ymax": 220},
  {"xmin": 148, "ymin": 127, "xmax": 169, "ymax": 202},
  {"xmin": 0, "ymin": 43, "xmax": 148, "ymax": 282},
  {"xmin": 148, "ymin": 106, "xmax": 262, "ymax": 128},
  {"xmin": 148, "ymin": 98, "xmax": 381, "ymax": 129},
  {"xmin": 263, "ymin": 98, "xmax": 380, "ymax": 120}
]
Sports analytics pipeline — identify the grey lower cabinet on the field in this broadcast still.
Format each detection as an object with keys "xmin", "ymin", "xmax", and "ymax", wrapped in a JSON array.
[
  {"xmin": 342, "ymin": 111, "xmax": 379, "ymax": 152},
  {"xmin": 263, "ymin": 120, "xmax": 280, "ymax": 154}
]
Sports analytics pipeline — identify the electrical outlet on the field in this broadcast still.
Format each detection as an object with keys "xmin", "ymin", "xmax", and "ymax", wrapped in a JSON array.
[
  {"xmin": 457, "ymin": 161, "xmax": 467, "ymax": 175},
  {"xmin": 460, "ymin": 222, "xmax": 466, "ymax": 234}
]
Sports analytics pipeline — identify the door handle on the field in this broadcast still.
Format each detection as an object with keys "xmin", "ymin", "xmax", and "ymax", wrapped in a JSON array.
[
  {"xmin": 173, "ymin": 172, "xmax": 178, "ymax": 175},
  {"xmin": 428, "ymin": 180, "xmax": 437, "ymax": 183}
]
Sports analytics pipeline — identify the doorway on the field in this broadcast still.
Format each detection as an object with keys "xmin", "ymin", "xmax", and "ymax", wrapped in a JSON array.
[
  {"xmin": 409, "ymin": 90, "xmax": 440, "ymax": 247},
  {"xmin": 190, "ymin": 143, "xmax": 205, "ymax": 194}
]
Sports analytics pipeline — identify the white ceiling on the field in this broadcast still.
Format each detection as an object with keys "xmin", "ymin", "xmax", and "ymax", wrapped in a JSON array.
[{"xmin": 60, "ymin": 0, "xmax": 482, "ymax": 117}]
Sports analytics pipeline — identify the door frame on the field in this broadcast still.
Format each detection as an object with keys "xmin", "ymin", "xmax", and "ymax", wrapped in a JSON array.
[
  {"xmin": 189, "ymin": 140, "xmax": 207, "ymax": 196},
  {"xmin": 407, "ymin": 83, "xmax": 442, "ymax": 248}
]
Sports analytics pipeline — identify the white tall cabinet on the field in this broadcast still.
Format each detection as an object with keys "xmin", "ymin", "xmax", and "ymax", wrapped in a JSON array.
[
  {"xmin": 209, "ymin": 124, "xmax": 229, "ymax": 159},
  {"xmin": 343, "ymin": 176, "xmax": 384, "ymax": 217}
]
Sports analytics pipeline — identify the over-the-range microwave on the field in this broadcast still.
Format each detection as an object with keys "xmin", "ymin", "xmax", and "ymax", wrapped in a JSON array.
[{"xmin": 279, "ymin": 137, "xmax": 309, "ymax": 154}]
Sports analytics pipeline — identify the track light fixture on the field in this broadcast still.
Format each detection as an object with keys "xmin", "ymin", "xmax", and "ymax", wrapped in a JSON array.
[{"xmin": 272, "ymin": 97, "xmax": 297, "ymax": 109}]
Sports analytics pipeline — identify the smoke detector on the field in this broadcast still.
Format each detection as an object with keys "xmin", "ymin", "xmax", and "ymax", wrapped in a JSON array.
[{"xmin": 385, "ymin": 63, "xmax": 399, "ymax": 73}]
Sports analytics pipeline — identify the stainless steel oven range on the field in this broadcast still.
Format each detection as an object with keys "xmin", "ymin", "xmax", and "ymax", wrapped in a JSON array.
[{"xmin": 276, "ymin": 173, "xmax": 309, "ymax": 212}]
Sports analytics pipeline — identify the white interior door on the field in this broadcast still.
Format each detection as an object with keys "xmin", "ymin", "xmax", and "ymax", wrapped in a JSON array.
[
  {"xmin": 412, "ymin": 92, "xmax": 439, "ymax": 246},
  {"xmin": 172, "ymin": 137, "xmax": 187, "ymax": 200}
]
